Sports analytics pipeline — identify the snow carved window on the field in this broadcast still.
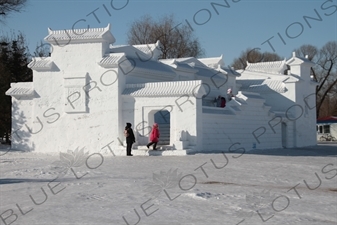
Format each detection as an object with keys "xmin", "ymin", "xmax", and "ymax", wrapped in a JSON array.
[{"xmin": 64, "ymin": 72, "xmax": 88, "ymax": 113}]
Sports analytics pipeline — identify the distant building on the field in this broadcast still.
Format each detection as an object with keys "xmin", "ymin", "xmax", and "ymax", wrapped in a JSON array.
[
  {"xmin": 317, "ymin": 116, "xmax": 337, "ymax": 141},
  {"xmin": 6, "ymin": 24, "xmax": 318, "ymax": 155}
]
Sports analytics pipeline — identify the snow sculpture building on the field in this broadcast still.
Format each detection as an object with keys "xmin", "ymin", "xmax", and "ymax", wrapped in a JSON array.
[{"xmin": 6, "ymin": 24, "xmax": 318, "ymax": 155}]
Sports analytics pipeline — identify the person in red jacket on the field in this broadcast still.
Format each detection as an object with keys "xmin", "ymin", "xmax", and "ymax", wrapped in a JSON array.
[{"xmin": 147, "ymin": 123, "xmax": 160, "ymax": 150}]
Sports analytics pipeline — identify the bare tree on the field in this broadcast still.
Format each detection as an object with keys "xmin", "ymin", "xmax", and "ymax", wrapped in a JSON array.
[
  {"xmin": 0, "ymin": 0, "xmax": 27, "ymax": 21},
  {"xmin": 127, "ymin": 14, "xmax": 204, "ymax": 59},
  {"xmin": 294, "ymin": 41, "xmax": 337, "ymax": 118},
  {"xmin": 231, "ymin": 48, "xmax": 283, "ymax": 70},
  {"xmin": 332, "ymin": 100, "xmax": 337, "ymax": 116},
  {"xmin": 34, "ymin": 41, "xmax": 51, "ymax": 57},
  {"xmin": 295, "ymin": 44, "xmax": 318, "ymax": 61}
]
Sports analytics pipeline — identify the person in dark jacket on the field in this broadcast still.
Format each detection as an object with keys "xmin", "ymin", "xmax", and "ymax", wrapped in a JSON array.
[
  {"xmin": 214, "ymin": 95, "xmax": 221, "ymax": 107},
  {"xmin": 125, "ymin": 122, "xmax": 135, "ymax": 156}
]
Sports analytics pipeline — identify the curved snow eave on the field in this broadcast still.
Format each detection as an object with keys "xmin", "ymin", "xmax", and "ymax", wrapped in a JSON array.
[
  {"xmin": 44, "ymin": 24, "xmax": 116, "ymax": 45},
  {"xmin": 219, "ymin": 65, "xmax": 241, "ymax": 77},
  {"xmin": 6, "ymin": 83, "xmax": 35, "ymax": 98},
  {"xmin": 27, "ymin": 58, "xmax": 55, "ymax": 71}
]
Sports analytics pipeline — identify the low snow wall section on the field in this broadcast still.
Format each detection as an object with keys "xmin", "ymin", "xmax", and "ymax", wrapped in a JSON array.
[{"xmin": 201, "ymin": 93, "xmax": 283, "ymax": 152}]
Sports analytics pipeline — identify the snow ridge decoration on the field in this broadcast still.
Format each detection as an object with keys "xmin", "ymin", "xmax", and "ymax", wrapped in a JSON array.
[
  {"xmin": 143, "ymin": 169, "xmax": 182, "ymax": 198},
  {"xmin": 51, "ymin": 147, "xmax": 89, "ymax": 177}
]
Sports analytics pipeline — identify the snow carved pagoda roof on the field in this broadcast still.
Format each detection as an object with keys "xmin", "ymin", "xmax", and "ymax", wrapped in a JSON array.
[
  {"xmin": 98, "ymin": 53, "xmax": 125, "ymax": 68},
  {"xmin": 44, "ymin": 24, "xmax": 116, "ymax": 45},
  {"xmin": 28, "ymin": 58, "xmax": 54, "ymax": 71},
  {"xmin": 245, "ymin": 59, "xmax": 287, "ymax": 74},
  {"xmin": 6, "ymin": 82, "xmax": 34, "ymax": 97},
  {"xmin": 122, "ymin": 80, "xmax": 205, "ymax": 97},
  {"xmin": 237, "ymin": 79, "xmax": 286, "ymax": 93},
  {"xmin": 198, "ymin": 55, "xmax": 225, "ymax": 68}
]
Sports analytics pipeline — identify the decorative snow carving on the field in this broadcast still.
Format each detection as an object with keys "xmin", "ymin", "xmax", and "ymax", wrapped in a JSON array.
[
  {"xmin": 45, "ymin": 24, "xmax": 116, "ymax": 45},
  {"xmin": 64, "ymin": 72, "xmax": 88, "ymax": 113},
  {"xmin": 6, "ymin": 83, "xmax": 34, "ymax": 98}
]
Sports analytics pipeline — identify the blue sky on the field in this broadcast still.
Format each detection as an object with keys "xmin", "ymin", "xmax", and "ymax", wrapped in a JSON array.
[{"xmin": 1, "ymin": 0, "xmax": 336, "ymax": 65}]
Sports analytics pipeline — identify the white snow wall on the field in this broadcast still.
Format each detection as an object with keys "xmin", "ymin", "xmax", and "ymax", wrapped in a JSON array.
[
  {"xmin": 122, "ymin": 93, "xmax": 204, "ymax": 151},
  {"xmin": 12, "ymin": 41, "xmax": 127, "ymax": 153},
  {"xmin": 201, "ymin": 92, "xmax": 285, "ymax": 152}
]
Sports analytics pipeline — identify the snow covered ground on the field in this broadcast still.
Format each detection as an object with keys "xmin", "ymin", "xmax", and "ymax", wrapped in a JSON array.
[{"xmin": 0, "ymin": 143, "xmax": 336, "ymax": 225}]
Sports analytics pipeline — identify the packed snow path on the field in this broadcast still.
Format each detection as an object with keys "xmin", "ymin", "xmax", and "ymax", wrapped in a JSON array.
[{"xmin": 0, "ymin": 144, "xmax": 336, "ymax": 225}]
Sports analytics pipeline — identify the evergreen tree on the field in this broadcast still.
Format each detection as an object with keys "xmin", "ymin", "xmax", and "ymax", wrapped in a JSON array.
[{"xmin": 0, "ymin": 33, "xmax": 32, "ymax": 143}]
